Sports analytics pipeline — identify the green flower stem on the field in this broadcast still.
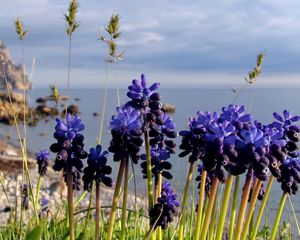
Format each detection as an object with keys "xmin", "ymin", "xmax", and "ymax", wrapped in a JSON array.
[
  {"xmin": 83, "ymin": 182, "xmax": 94, "ymax": 234},
  {"xmin": 199, "ymin": 177, "xmax": 219, "ymax": 240},
  {"xmin": 194, "ymin": 170, "xmax": 207, "ymax": 240},
  {"xmin": 95, "ymin": 182, "xmax": 100, "ymax": 240},
  {"xmin": 157, "ymin": 174, "xmax": 163, "ymax": 240},
  {"xmin": 228, "ymin": 175, "xmax": 240, "ymax": 240},
  {"xmin": 64, "ymin": 36, "xmax": 72, "ymax": 116},
  {"xmin": 97, "ymin": 63, "xmax": 110, "ymax": 145},
  {"xmin": 270, "ymin": 192, "xmax": 288, "ymax": 240},
  {"xmin": 240, "ymin": 179, "xmax": 262, "ymax": 240},
  {"xmin": 67, "ymin": 170, "xmax": 75, "ymax": 240},
  {"xmin": 288, "ymin": 195, "xmax": 300, "ymax": 236},
  {"xmin": 208, "ymin": 194, "xmax": 219, "ymax": 240},
  {"xmin": 120, "ymin": 157, "xmax": 129, "ymax": 240},
  {"xmin": 107, "ymin": 159, "xmax": 125, "ymax": 240},
  {"xmin": 144, "ymin": 131, "xmax": 154, "ymax": 212},
  {"xmin": 234, "ymin": 170, "xmax": 252, "ymax": 240},
  {"xmin": 35, "ymin": 176, "xmax": 42, "ymax": 211},
  {"xmin": 215, "ymin": 174, "xmax": 234, "ymax": 240},
  {"xmin": 178, "ymin": 162, "xmax": 194, "ymax": 240}
]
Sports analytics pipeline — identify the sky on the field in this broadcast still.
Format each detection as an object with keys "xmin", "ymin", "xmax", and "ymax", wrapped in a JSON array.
[{"xmin": 1, "ymin": 0, "xmax": 300, "ymax": 88}]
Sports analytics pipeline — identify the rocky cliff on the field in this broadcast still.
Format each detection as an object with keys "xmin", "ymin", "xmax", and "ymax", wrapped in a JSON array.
[{"xmin": 0, "ymin": 41, "xmax": 31, "ymax": 90}]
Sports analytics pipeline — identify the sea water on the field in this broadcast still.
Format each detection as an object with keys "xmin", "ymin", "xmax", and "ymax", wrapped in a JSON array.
[{"xmin": 1, "ymin": 87, "xmax": 300, "ymax": 225}]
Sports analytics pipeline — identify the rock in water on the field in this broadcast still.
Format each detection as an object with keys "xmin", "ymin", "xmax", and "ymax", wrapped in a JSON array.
[{"xmin": 0, "ymin": 41, "xmax": 31, "ymax": 90}]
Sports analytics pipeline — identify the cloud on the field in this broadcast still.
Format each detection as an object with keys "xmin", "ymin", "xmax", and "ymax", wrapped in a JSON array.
[{"xmin": 1, "ymin": 0, "xmax": 300, "ymax": 87}]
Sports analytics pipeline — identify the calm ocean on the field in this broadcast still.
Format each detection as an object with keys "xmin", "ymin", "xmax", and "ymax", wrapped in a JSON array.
[{"xmin": 1, "ymin": 87, "xmax": 300, "ymax": 223}]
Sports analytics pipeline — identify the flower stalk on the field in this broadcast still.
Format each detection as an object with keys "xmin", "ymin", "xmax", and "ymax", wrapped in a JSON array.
[
  {"xmin": 234, "ymin": 170, "xmax": 252, "ymax": 240},
  {"xmin": 107, "ymin": 160, "xmax": 125, "ymax": 240},
  {"xmin": 144, "ymin": 131, "xmax": 154, "ymax": 211},
  {"xmin": 120, "ymin": 157, "xmax": 129, "ymax": 240},
  {"xmin": 270, "ymin": 192, "xmax": 288, "ymax": 240},
  {"xmin": 240, "ymin": 179, "xmax": 262, "ymax": 240},
  {"xmin": 156, "ymin": 174, "xmax": 163, "ymax": 240},
  {"xmin": 178, "ymin": 162, "xmax": 194, "ymax": 240},
  {"xmin": 228, "ymin": 175, "xmax": 240, "ymax": 240},
  {"xmin": 194, "ymin": 170, "xmax": 207, "ymax": 240},
  {"xmin": 67, "ymin": 170, "xmax": 75, "ymax": 240},
  {"xmin": 199, "ymin": 177, "xmax": 219, "ymax": 240},
  {"xmin": 215, "ymin": 174, "xmax": 234, "ymax": 240},
  {"xmin": 95, "ymin": 182, "xmax": 100, "ymax": 240}
]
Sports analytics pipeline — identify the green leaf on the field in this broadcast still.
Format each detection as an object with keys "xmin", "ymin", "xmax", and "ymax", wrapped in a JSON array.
[
  {"xmin": 76, "ymin": 232, "xmax": 85, "ymax": 240},
  {"xmin": 62, "ymin": 229, "xmax": 70, "ymax": 240},
  {"xmin": 26, "ymin": 225, "xmax": 43, "ymax": 240}
]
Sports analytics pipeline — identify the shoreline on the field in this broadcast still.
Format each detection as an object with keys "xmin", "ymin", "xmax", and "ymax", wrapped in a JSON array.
[{"xmin": 0, "ymin": 138, "xmax": 147, "ymax": 225}]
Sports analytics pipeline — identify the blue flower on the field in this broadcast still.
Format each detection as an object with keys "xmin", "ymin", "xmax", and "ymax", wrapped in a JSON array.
[
  {"xmin": 278, "ymin": 154, "xmax": 300, "ymax": 194},
  {"xmin": 54, "ymin": 113, "xmax": 84, "ymax": 140},
  {"xmin": 127, "ymin": 74, "xmax": 160, "ymax": 101},
  {"xmin": 149, "ymin": 181, "xmax": 179, "ymax": 230},
  {"xmin": 220, "ymin": 104, "xmax": 253, "ymax": 124},
  {"xmin": 35, "ymin": 149, "xmax": 50, "ymax": 176},
  {"xmin": 39, "ymin": 196, "xmax": 49, "ymax": 218},
  {"xmin": 83, "ymin": 145, "xmax": 113, "ymax": 191},
  {"xmin": 110, "ymin": 106, "xmax": 142, "ymax": 133},
  {"xmin": 141, "ymin": 145, "xmax": 172, "ymax": 179},
  {"xmin": 109, "ymin": 105, "xmax": 143, "ymax": 163},
  {"xmin": 236, "ymin": 126, "xmax": 269, "ymax": 149},
  {"xmin": 50, "ymin": 114, "xmax": 87, "ymax": 191},
  {"xmin": 272, "ymin": 110, "xmax": 300, "ymax": 131}
]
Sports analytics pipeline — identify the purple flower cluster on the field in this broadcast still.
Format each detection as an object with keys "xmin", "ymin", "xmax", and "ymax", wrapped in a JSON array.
[
  {"xmin": 149, "ymin": 181, "xmax": 179, "ymax": 230},
  {"xmin": 108, "ymin": 106, "xmax": 143, "ymax": 163},
  {"xmin": 179, "ymin": 106, "xmax": 300, "ymax": 185},
  {"xmin": 35, "ymin": 149, "xmax": 50, "ymax": 176},
  {"xmin": 50, "ymin": 114, "xmax": 87, "ymax": 191},
  {"xmin": 39, "ymin": 196, "xmax": 49, "ymax": 218},
  {"xmin": 195, "ymin": 164, "xmax": 215, "ymax": 193},
  {"xmin": 82, "ymin": 145, "xmax": 113, "ymax": 191},
  {"xmin": 126, "ymin": 74, "xmax": 160, "ymax": 111},
  {"xmin": 141, "ymin": 113, "xmax": 177, "ymax": 179}
]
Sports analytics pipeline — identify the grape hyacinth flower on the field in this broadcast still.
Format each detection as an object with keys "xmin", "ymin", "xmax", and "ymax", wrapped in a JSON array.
[
  {"xmin": 50, "ymin": 114, "xmax": 87, "ymax": 190},
  {"xmin": 39, "ymin": 196, "xmax": 49, "ymax": 218},
  {"xmin": 195, "ymin": 164, "xmax": 214, "ymax": 194},
  {"xmin": 220, "ymin": 104, "xmax": 253, "ymax": 127},
  {"xmin": 107, "ymin": 105, "xmax": 143, "ymax": 240},
  {"xmin": 83, "ymin": 145, "xmax": 113, "ymax": 191},
  {"xmin": 83, "ymin": 145, "xmax": 112, "ymax": 240},
  {"xmin": 35, "ymin": 150, "xmax": 50, "ymax": 176},
  {"xmin": 141, "ymin": 113, "xmax": 177, "ymax": 180},
  {"xmin": 50, "ymin": 114, "xmax": 86, "ymax": 240},
  {"xmin": 127, "ymin": 73, "xmax": 160, "ymax": 111},
  {"xmin": 108, "ymin": 105, "xmax": 143, "ymax": 163},
  {"xmin": 149, "ymin": 181, "xmax": 179, "ymax": 230},
  {"xmin": 278, "ymin": 154, "xmax": 300, "ymax": 195}
]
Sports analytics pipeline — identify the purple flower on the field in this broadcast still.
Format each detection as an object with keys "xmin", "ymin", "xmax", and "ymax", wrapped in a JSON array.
[
  {"xmin": 35, "ymin": 149, "xmax": 50, "ymax": 176},
  {"xmin": 54, "ymin": 114, "xmax": 84, "ymax": 140},
  {"xmin": 110, "ymin": 106, "xmax": 142, "ymax": 133},
  {"xmin": 109, "ymin": 105, "xmax": 143, "ymax": 163},
  {"xmin": 278, "ymin": 154, "xmax": 300, "ymax": 195},
  {"xmin": 236, "ymin": 126, "xmax": 269, "ymax": 149},
  {"xmin": 149, "ymin": 181, "xmax": 179, "ymax": 230},
  {"xmin": 50, "ymin": 114, "xmax": 87, "ymax": 191},
  {"xmin": 39, "ymin": 196, "xmax": 49, "ymax": 218},
  {"xmin": 141, "ymin": 145, "xmax": 172, "ymax": 179},
  {"xmin": 127, "ymin": 74, "xmax": 160, "ymax": 101},
  {"xmin": 220, "ymin": 104, "xmax": 253, "ymax": 124},
  {"xmin": 272, "ymin": 110, "xmax": 300, "ymax": 131},
  {"xmin": 83, "ymin": 145, "xmax": 113, "ymax": 191}
]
